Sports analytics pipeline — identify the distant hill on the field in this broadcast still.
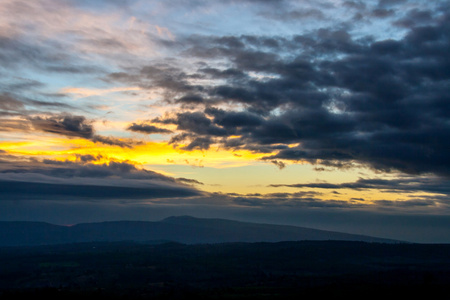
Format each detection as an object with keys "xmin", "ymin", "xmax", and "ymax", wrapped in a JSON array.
[{"xmin": 0, "ymin": 215, "xmax": 399, "ymax": 246}]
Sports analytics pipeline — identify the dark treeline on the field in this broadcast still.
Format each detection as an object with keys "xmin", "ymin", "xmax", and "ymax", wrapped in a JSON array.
[{"xmin": 0, "ymin": 241, "xmax": 449, "ymax": 299}]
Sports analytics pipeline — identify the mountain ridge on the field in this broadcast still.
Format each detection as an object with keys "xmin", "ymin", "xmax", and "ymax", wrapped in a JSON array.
[{"xmin": 0, "ymin": 216, "xmax": 401, "ymax": 246}]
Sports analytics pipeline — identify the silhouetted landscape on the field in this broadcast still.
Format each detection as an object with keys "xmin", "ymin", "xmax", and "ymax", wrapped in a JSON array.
[
  {"xmin": 0, "ymin": 217, "xmax": 449, "ymax": 299},
  {"xmin": 0, "ymin": 216, "xmax": 398, "ymax": 247},
  {"xmin": 2, "ymin": 0, "xmax": 450, "ymax": 298}
]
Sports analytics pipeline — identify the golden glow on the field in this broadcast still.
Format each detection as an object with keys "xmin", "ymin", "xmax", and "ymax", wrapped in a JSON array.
[
  {"xmin": 1, "ymin": 136, "xmax": 442, "ymax": 207},
  {"xmin": 1, "ymin": 137, "xmax": 266, "ymax": 169},
  {"xmin": 0, "ymin": 141, "xmax": 33, "ymax": 150}
]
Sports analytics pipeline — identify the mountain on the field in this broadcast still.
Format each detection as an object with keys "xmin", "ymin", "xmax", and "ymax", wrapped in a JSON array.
[{"xmin": 0, "ymin": 216, "xmax": 399, "ymax": 246}]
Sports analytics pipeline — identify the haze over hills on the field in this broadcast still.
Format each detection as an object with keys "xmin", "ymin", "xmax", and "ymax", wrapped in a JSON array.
[{"xmin": 0, "ymin": 215, "xmax": 400, "ymax": 247}]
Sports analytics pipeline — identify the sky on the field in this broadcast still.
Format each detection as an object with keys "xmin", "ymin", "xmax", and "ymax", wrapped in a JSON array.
[{"xmin": 0, "ymin": 0, "xmax": 449, "ymax": 243}]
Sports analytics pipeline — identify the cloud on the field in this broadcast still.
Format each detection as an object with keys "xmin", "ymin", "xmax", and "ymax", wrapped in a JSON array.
[
  {"xmin": 29, "ymin": 114, "xmax": 94, "ymax": 139},
  {"xmin": 61, "ymin": 87, "xmax": 141, "ymax": 98},
  {"xmin": 0, "ymin": 148, "xmax": 445, "ymax": 211},
  {"xmin": 91, "ymin": 135, "xmax": 141, "ymax": 148},
  {"xmin": 0, "ymin": 152, "xmax": 203, "ymax": 200},
  {"xmin": 0, "ymin": 93, "xmax": 25, "ymax": 111},
  {"xmin": 205, "ymin": 191, "xmax": 367, "ymax": 210},
  {"xmin": 205, "ymin": 107, "xmax": 263, "ymax": 128},
  {"xmin": 269, "ymin": 176, "xmax": 450, "ymax": 197},
  {"xmin": 0, "ymin": 118, "xmax": 30, "ymax": 131},
  {"xmin": 0, "ymin": 179, "xmax": 200, "ymax": 200},
  {"xmin": 0, "ymin": 154, "xmax": 166, "ymax": 181},
  {"xmin": 176, "ymin": 177, "xmax": 204, "ymax": 185},
  {"xmin": 106, "ymin": 5, "xmax": 450, "ymax": 177},
  {"xmin": 127, "ymin": 123, "xmax": 173, "ymax": 134},
  {"xmin": 0, "ymin": 31, "xmax": 103, "ymax": 75},
  {"xmin": 28, "ymin": 113, "xmax": 139, "ymax": 148},
  {"xmin": 0, "ymin": 0, "xmax": 162, "ymax": 64},
  {"xmin": 270, "ymin": 160, "xmax": 286, "ymax": 170},
  {"xmin": 179, "ymin": 136, "xmax": 214, "ymax": 151},
  {"xmin": 0, "ymin": 92, "xmax": 76, "ymax": 127},
  {"xmin": 0, "ymin": 93, "xmax": 136, "ymax": 149}
]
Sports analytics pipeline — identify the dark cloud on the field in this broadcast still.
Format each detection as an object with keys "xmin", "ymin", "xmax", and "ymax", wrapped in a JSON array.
[
  {"xmin": 198, "ymin": 67, "xmax": 247, "ymax": 81},
  {"xmin": 0, "ymin": 155, "xmax": 166, "ymax": 181},
  {"xmin": 176, "ymin": 177, "xmax": 204, "ymax": 185},
  {"xmin": 226, "ymin": 193, "xmax": 360, "ymax": 209},
  {"xmin": 393, "ymin": 9, "xmax": 435, "ymax": 28},
  {"xmin": 91, "ymin": 135, "xmax": 141, "ymax": 148},
  {"xmin": 377, "ymin": 0, "xmax": 407, "ymax": 7},
  {"xmin": 0, "ymin": 179, "xmax": 200, "ymax": 200},
  {"xmin": 0, "ymin": 93, "xmax": 108, "ymax": 145},
  {"xmin": 0, "ymin": 153, "xmax": 203, "ymax": 200},
  {"xmin": 75, "ymin": 154, "xmax": 104, "ymax": 163},
  {"xmin": 110, "ymin": 7, "xmax": 450, "ymax": 178},
  {"xmin": 270, "ymin": 160, "xmax": 286, "ymax": 170},
  {"xmin": 169, "ymin": 134, "xmax": 214, "ymax": 151},
  {"xmin": 194, "ymin": 186, "xmax": 447, "ymax": 214},
  {"xmin": 28, "ymin": 113, "xmax": 138, "ymax": 148},
  {"xmin": 370, "ymin": 8, "xmax": 394, "ymax": 18},
  {"xmin": 29, "ymin": 114, "xmax": 94, "ymax": 139},
  {"xmin": 155, "ymin": 111, "xmax": 227, "ymax": 137},
  {"xmin": 270, "ymin": 176, "xmax": 450, "ymax": 197},
  {"xmin": 127, "ymin": 123, "xmax": 173, "ymax": 134},
  {"xmin": 25, "ymin": 99, "xmax": 74, "ymax": 109},
  {"xmin": 205, "ymin": 107, "xmax": 263, "ymax": 128}
]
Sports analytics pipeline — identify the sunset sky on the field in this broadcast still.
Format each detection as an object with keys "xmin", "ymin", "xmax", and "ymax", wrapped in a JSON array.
[{"xmin": 1, "ymin": 0, "xmax": 449, "ymax": 243}]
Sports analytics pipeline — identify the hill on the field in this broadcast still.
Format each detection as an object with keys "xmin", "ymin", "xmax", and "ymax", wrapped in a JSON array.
[{"xmin": 0, "ymin": 215, "xmax": 398, "ymax": 247}]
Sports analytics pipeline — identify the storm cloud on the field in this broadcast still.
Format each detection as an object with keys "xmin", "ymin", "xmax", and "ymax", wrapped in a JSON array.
[{"xmin": 107, "ymin": 4, "xmax": 450, "ymax": 177}]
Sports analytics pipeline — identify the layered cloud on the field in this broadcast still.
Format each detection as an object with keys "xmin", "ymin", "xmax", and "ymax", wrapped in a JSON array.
[
  {"xmin": 0, "ymin": 0, "xmax": 449, "ymax": 223},
  {"xmin": 107, "ymin": 2, "xmax": 450, "ymax": 179},
  {"xmin": 0, "ymin": 151, "xmax": 203, "ymax": 200}
]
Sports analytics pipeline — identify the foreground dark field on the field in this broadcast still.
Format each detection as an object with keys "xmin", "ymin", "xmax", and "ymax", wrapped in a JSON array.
[{"xmin": 0, "ymin": 241, "xmax": 449, "ymax": 299}]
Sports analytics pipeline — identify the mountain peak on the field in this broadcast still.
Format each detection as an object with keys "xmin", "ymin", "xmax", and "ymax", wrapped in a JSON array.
[{"xmin": 162, "ymin": 215, "xmax": 199, "ymax": 222}]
